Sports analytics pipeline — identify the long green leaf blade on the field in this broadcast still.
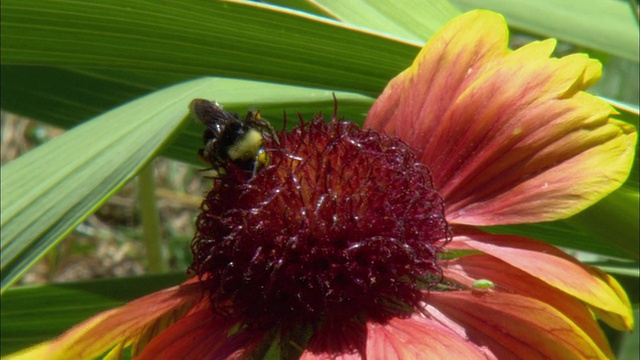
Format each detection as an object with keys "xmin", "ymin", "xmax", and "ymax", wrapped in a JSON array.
[
  {"xmin": 0, "ymin": 0, "xmax": 419, "ymax": 97},
  {"xmin": 313, "ymin": 0, "xmax": 459, "ymax": 42},
  {"xmin": 0, "ymin": 79, "xmax": 195, "ymax": 292},
  {"xmin": 1, "ymin": 273, "xmax": 187, "ymax": 356},
  {"xmin": 451, "ymin": 0, "xmax": 639, "ymax": 62},
  {"xmin": 1, "ymin": 67, "xmax": 375, "ymax": 164}
]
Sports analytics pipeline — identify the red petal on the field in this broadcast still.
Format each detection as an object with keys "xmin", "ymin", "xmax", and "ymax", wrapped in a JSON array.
[
  {"xmin": 8, "ymin": 279, "xmax": 202, "ymax": 360},
  {"xmin": 366, "ymin": 315, "xmax": 491, "ymax": 359},
  {"xmin": 136, "ymin": 307, "xmax": 265, "ymax": 359},
  {"xmin": 301, "ymin": 315, "xmax": 490, "ymax": 359},
  {"xmin": 443, "ymin": 254, "xmax": 615, "ymax": 358},
  {"xmin": 426, "ymin": 292, "xmax": 610, "ymax": 359},
  {"xmin": 447, "ymin": 232, "xmax": 633, "ymax": 330},
  {"xmin": 301, "ymin": 350, "xmax": 362, "ymax": 360},
  {"xmin": 303, "ymin": 317, "xmax": 367, "ymax": 358}
]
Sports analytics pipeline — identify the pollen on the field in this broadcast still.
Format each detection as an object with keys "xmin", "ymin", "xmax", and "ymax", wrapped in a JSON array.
[
  {"xmin": 226, "ymin": 128, "xmax": 263, "ymax": 161},
  {"xmin": 190, "ymin": 114, "xmax": 450, "ymax": 331}
]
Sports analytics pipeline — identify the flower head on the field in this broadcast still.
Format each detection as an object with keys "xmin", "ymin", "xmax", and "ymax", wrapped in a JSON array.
[
  {"xmin": 190, "ymin": 117, "xmax": 450, "ymax": 334},
  {"xmin": 11, "ymin": 9, "xmax": 636, "ymax": 360}
]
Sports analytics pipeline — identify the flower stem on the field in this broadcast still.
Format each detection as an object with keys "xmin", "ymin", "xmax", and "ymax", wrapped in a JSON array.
[{"xmin": 138, "ymin": 162, "xmax": 166, "ymax": 273}]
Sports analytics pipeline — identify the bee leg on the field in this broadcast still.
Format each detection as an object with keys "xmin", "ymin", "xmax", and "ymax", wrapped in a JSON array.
[
  {"xmin": 197, "ymin": 148, "xmax": 208, "ymax": 164},
  {"xmin": 252, "ymin": 149, "xmax": 270, "ymax": 177},
  {"xmin": 269, "ymin": 129, "xmax": 280, "ymax": 144}
]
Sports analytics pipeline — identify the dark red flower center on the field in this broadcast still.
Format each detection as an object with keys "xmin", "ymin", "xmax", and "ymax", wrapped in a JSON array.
[{"xmin": 190, "ymin": 114, "xmax": 450, "ymax": 333}]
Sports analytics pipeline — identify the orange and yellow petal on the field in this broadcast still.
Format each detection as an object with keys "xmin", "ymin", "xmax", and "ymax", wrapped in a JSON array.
[
  {"xmin": 6, "ymin": 279, "xmax": 202, "ymax": 360},
  {"xmin": 137, "ymin": 306, "xmax": 266, "ymax": 359},
  {"xmin": 447, "ymin": 231, "xmax": 634, "ymax": 331},
  {"xmin": 364, "ymin": 10, "xmax": 637, "ymax": 226},
  {"xmin": 585, "ymin": 266, "xmax": 634, "ymax": 331},
  {"xmin": 443, "ymin": 254, "xmax": 615, "ymax": 358},
  {"xmin": 425, "ymin": 291, "xmax": 612, "ymax": 359}
]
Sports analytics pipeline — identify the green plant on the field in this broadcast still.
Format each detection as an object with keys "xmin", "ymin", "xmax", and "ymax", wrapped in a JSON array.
[{"xmin": 1, "ymin": 0, "xmax": 638, "ymax": 358}]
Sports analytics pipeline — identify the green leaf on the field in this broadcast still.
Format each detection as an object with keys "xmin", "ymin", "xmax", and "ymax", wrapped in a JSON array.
[
  {"xmin": 0, "ymin": 79, "xmax": 191, "ymax": 293},
  {"xmin": 451, "ymin": 0, "xmax": 639, "ymax": 62},
  {"xmin": 1, "ymin": 66, "xmax": 375, "ymax": 165},
  {"xmin": 0, "ymin": 0, "xmax": 419, "ymax": 97},
  {"xmin": 0, "ymin": 273, "xmax": 186, "ymax": 357},
  {"xmin": 589, "ymin": 260, "xmax": 640, "ymax": 278},
  {"xmin": 259, "ymin": 0, "xmax": 337, "ymax": 18},
  {"xmin": 0, "ymin": 66, "xmax": 155, "ymax": 129},
  {"xmin": 617, "ymin": 308, "xmax": 640, "ymax": 360},
  {"xmin": 312, "ymin": 0, "xmax": 460, "ymax": 43}
]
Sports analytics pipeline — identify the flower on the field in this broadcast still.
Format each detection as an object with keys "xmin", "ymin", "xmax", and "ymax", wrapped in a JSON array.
[{"xmin": 9, "ymin": 10, "xmax": 636, "ymax": 360}]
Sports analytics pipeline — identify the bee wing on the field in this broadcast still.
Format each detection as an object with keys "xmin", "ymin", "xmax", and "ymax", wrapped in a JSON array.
[{"xmin": 190, "ymin": 99, "xmax": 240, "ymax": 136}]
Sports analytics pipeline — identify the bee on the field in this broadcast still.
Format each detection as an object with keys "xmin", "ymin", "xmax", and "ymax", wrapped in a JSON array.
[{"xmin": 189, "ymin": 99, "xmax": 278, "ymax": 176}]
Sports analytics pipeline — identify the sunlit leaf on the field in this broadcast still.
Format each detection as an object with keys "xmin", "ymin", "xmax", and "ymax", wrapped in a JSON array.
[
  {"xmin": 312, "ymin": 0, "xmax": 459, "ymax": 43},
  {"xmin": 1, "ymin": 78, "xmax": 191, "ymax": 292},
  {"xmin": 451, "ymin": 0, "xmax": 639, "ymax": 62},
  {"xmin": 0, "ymin": 273, "xmax": 186, "ymax": 357},
  {"xmin": 0, "ymin": 0, "xmax": 419, "ymax": 98}
]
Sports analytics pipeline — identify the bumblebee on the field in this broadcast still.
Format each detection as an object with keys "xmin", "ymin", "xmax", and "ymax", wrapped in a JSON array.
[{"xmin": 189, "ymin": 99, "xmax": 278, "ymax": 176}]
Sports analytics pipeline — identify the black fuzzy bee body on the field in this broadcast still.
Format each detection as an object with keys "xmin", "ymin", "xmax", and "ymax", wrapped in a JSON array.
[{"xmin": 190, "ymin": 99, "xmax": 277, "ymax": 175}]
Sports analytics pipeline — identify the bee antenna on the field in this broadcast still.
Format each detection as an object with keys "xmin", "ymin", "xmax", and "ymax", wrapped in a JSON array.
[
  {"xmin": 332, "ymin": 92, "xmax": 338, "ymax": 122},
  {"xmin": 297, "ymin": 112, "xmax": 305, "ymax": 125}
]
